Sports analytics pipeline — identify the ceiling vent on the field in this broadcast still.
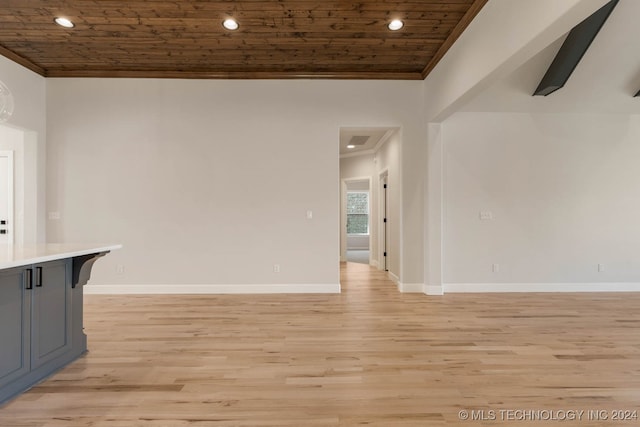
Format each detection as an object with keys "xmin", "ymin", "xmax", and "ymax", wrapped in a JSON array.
[{"xmin": 349, "ymin": 136, "xmax": 370, "ymax": 146}]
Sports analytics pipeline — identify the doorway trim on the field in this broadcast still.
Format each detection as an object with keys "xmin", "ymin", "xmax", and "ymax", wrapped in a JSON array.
[
  {"xmin": 378, "ymin": 168, "xmax": 389, "ymax": 271},
  {"xmin": 340, "ymin": 176, "xmax": 372, "ymax": 264},
  {"xmin": 0, "ymin": 150, "xmax": 14, "ymax": 244}
]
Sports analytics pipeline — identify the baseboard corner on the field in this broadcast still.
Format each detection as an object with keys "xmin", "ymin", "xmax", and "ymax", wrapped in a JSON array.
[
  {"xmin": 425, "ymin": 284, "xmax": 444, "ymax": 295},
  {"xmin": 398, "ymin": 282, "xmax": 423, "ymax": 293}
]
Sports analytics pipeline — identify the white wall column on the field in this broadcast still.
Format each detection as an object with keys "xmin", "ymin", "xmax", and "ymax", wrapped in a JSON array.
[{"xmin": 425, "ymin": 123, "xmax": 444, "ymax": 295}]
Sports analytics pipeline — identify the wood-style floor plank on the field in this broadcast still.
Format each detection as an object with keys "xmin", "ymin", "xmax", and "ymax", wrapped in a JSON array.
[{"xmin": 1, "ymin": 262, "xmax": 640, "ymax": 426}]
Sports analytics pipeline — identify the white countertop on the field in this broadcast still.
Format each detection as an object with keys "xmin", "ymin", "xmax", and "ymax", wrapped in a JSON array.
[{"xmin": 0, "ymin": 244, "xmax": 122, "ymax": 269}]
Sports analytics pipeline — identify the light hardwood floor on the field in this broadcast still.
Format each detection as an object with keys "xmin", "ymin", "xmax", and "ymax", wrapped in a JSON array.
[{"xmin": 1, "ymin": 262, "xmax": 640, "ymax": 426}]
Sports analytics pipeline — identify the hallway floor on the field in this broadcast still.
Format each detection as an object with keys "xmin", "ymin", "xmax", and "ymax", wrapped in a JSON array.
[
  {"xmin": 346, "ymin": 249, "xmax": 370, "ymax": 265},
  {"xmin": 1, "ymin": 263, "xmax": 640, "ymax": 425}
]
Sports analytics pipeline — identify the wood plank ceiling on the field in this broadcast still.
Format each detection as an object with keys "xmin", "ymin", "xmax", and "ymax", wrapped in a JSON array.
[{"xmin": 0, "ymin": 0, "xmax": 487, "ymax": 80}]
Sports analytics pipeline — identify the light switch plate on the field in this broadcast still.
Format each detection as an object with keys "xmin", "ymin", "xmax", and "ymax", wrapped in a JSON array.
[{"xmin": 480, "ymin": 211, "xmax": 493, "ymax": 220}]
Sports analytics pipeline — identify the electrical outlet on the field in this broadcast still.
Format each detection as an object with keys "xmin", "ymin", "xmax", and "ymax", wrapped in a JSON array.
[
  {"xmin": 306, "ymin": 210, "xmax": 313, "ymax": 220},
  {"xmin": 48, "ymin": 211, "xmax": 61, "ymax": 220},
  {"xmin": 116, "ymin": 265, "xmax": 125, "ymax": 274},
  {"xmin": 492, "ymin": 263, "xmax": 500, "ymax": 273},
  {"xmin": 598, "ymin": 263, "xmax": 605, "ymax": 272},
  {"xmin": 273, "ymin": 264, "xmax": 280, "ymax": 273}
]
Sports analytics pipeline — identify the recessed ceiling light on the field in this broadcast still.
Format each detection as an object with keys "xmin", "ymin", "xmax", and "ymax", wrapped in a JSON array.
[
  {"xmin": 388, "ymin": 19, "xmax": 404, "ymax": 31},
  {"xmin": 54, "ymin": 17, "xmax": 75, "ymax": 28},
  {"xmin": 347, "ymin": 145, "xmax": 356, "ymax": 149},
  {"xmin": 223, "ymin": 18, "xmax": 239, "ymax": 31}
]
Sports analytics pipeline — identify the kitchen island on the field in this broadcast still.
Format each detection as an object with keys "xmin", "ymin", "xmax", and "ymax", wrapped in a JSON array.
[{"xmin": 0, "ymin": 244, "xmax": 121, "ymax": 404}]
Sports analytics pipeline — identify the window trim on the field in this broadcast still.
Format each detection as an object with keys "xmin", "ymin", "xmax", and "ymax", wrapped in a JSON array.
[{"xmin": 346, "ymin": 191, "xmax": 370, "ymax": 236}]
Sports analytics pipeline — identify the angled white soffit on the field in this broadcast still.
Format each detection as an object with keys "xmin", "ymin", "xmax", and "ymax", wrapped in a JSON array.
[
  {"xmin": 460, "ymin": 0, "xmax": 640, "ymax": 115},
  {"xmin": 423, "ymin": 0, "xmax": 611, "ymax": 122}
]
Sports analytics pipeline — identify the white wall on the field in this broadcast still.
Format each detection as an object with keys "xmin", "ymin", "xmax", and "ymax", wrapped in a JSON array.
[
  {"xmin": 0, "ymin": 56, "xmax": 46, "ymax": 243},
  {"xmin": 442, "ymin": 112, "xmax": 640, "ymax": 291},
  {"xmin": 422, "ymin": 0, "xmax": 631, "ymax": 294},
  {"xmin": 46, "ymin": 78, "xmax": 424, "ymax": 292},
  {"xmin": 400, "ymin": 119, "xmax": 425, "ymax": 287},
  {"xmin": 347, "ymin": 235, "xmax": 369, "ymax": 250}
]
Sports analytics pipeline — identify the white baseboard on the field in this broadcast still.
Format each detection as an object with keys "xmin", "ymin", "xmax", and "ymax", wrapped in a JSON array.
[
  {"xmin": 388, "ymin": 272, "xmax": 400, "ymax": 288},
  {"xmin": 444, "ymin": 282, "xmax": 640, "ymax": 293},
  {"xmin": 425, "ymin": 284, "xmax": 444, "ymax": 295},
  {"xmin": 84, "ymin": 283, "xmax": 341, "ymax": 295},
  {"xmin": 370, "ymin": 260, "xmax": 378, "ymax": 268},
  {"xmin": 85, "ymin": 282, "xmax": 640, "ymax": 295},
  {"xmin": 398, "ymin": 282, "xmax": 423, "ymax": 293}
]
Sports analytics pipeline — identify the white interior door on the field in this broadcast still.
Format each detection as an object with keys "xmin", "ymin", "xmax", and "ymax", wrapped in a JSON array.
[{"xmin": 0, "ymin": 151, "xmax": 14, "ymax": 244}]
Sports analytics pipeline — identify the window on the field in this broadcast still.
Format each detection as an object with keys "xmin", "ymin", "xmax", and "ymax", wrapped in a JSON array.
[{"xmin": 347, "ymin": 192, "xmax": 369, "ymax": 234}]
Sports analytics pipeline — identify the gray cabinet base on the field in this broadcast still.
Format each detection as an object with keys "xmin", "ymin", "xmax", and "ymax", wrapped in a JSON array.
[
  {"xmin": 0, "ymin": 346, "xmax": 87, "ymax": 405},
  {"xmin": 0, "ymin": 253, "xmax": 105, "ymax": 406}
]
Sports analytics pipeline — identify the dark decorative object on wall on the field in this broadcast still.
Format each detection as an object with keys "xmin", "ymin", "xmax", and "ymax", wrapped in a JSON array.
[{"xmin": 533, "ymin": 0, "xmax": 618, "ymax": 96}]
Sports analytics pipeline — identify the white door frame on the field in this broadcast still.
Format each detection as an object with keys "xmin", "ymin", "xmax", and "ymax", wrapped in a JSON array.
[
  {"xmin": 378, "ymin": 169, "xmax": 389, "ymax": 271},
  {"xmin": 340, "ymin": 176, "xmax": 372, "ymax": 263},
  {"xmin": 0, "ymin": 150, "xmax": 14, "ymax": 244}
]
